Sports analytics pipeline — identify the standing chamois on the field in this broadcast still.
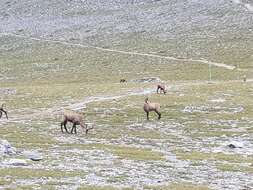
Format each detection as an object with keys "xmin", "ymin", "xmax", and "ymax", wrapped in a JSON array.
[
  {"xmin": 61, "ymin": 110, "xmax": 93, "ymax": 134},
  {"xmin": 143, "ymin": 97, "xmax": 161, "ymax": 120},
  {"xmin": 0, "ymin": 104, "xmax": 8, "ymax": 119},
  {"xmin": 157, "ymin": 84, "xmax": 166, "ymax": 94}
]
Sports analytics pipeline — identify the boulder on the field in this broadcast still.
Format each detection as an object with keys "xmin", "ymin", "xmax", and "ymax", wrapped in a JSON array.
[
  {"xmin": 0, "ymin": 139, "xmax": 16, "ymax": 155},
  {"xmin": 227, "ymin": 141, "xmax": 244, "ymax": 149},
  {"xmin": 6, "ymin": 159, "xmax": 28, "ymax": 166},
  {"xmin": 23, "ymin": 150, "xmax": 43, "ymax": 161}
]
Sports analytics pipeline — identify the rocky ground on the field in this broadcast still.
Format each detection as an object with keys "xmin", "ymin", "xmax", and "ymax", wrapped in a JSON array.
[{"xmin": 0, "ymin": 0, "xmax": 253, "ymax": 190}]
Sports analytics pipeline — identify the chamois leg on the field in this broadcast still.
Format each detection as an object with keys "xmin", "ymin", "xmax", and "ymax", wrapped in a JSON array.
[
  {"xmin": 146, "ymin": 112, "xmax": 149, "ymax": 120},
  {"xmin": 64, "ymin": 122, "xmax": 69, "ymax": 133},
  {"xmin": 64, "ymin": 121, "xmax": 70, "ymax": 133},
  {"xmin": 61, "ymin": 120, "xmax": 69, "ymax": 133},
  {"xmin": 71, "ymin": 123, "xmax": 77, "ymax": 134},
  {"xmin": 157, "ymin": 87, "xmax": 159, "ymax": 94},
  {"xmin": 0, "ymin": 111, "xmax": 2, "ymax": 119},
  {"xmin": 2, "ymin": 110, "xmax": 8, "ymax": 119},
  {"xmin": 74, "ymin": 124, "xmax": 77, "ymax": 134},
  {"xmin": 60, "ymin": 122, "xmax": 64, "ymax": 133},
  {"xmin": 85, "ymin": 124, "xmax": 89, "ymax": 134},
  {"xmin": 155, "ymin": 110, "xmax": 161, "ymax": 120}
]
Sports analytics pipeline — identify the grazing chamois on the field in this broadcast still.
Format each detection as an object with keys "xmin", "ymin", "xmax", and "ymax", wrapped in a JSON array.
[
  {"xmin": 157, "ymin": 84, "xmax": 166, "ymax": 94},
  {"xmin": 61, "ymin": 110, "xmax": 93, "ymax": 134},
  {"xmin": 0, "ymin": 104, "xmax": 8, "ymax": 119},
  {"xmin": 143, "ymin": 97, "xmax": 161, "ymax": 120},
  {"xmin": 120, "ymin": 79, "xmax": 127, "ymax": 83}
]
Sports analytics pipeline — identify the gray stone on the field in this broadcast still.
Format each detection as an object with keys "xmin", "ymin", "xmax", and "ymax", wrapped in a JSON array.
[
  {"xmin": 227, "ymin": 141, "xmax": 244, "ymax": 149},
  {"xmin": 0, "ymin": 139, "xmax": 16, "ymax": 155},
  {"xmin": 23, "ymin": 150, "xmax": 43, "ymax": 161},
  {"xmin": 6, "ymin": 159, "xmax": 28, "ymax": 166}
]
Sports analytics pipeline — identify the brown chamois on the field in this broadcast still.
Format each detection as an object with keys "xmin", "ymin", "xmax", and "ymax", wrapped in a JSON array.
[
  {"xmin": 60, "ymin": 110, "xmax": 93, "ymax": 134},
  {"xmin": 120, "ymin": 79, "xmax": 127, "ymax": 83},
  {"xmin": 143, "ymin": 97, "xmax": 161, "ymax": 120},
  {"xmin": 0, "ymin": 104, "xmax": 8, "ymax": 119},
  {"xmin": 157, "ymin": 84, "xmax": 166, "ymax": 94}
]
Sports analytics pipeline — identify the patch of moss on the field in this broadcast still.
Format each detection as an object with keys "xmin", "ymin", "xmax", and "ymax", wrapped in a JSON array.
[
  {"xmin": 61, "ymin": 143, "xmax": 165, "ymax": 161},
  {"xmin": 174, "ymin": 150, "xmax": 253, "ymax": 163},
  {"xmin": 0, "ymin": 178, "xmax": 11, "ymax": 186},
  {"xmin": 111, "ymin": 145, "xmax": 164, "ymax": 161},
  {"xmin": 217, "ymin": 163, "xmax": 253, "ymax": 173},
  {"xmin": 78, "ymin": 186, "xmax": 132, "ymax": 190},
  {"xmin": 0, "ymin": 168, "xmax": 85, "ymax": 179}
]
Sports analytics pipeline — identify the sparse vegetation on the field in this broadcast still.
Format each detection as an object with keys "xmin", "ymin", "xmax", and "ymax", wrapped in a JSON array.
[
  {"xmin": 0, "ymin": 0, "xmax": 252, "ymax": 189},
  {"xmin": 144, "ymin": 183, "xmax": 212, "ymax": 190}
]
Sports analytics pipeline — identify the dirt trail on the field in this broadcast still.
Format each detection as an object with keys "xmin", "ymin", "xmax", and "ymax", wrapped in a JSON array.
[
  {"xmin": 1, "ymin": 32, "xmax": 235, "ymax": 70},
  {"xmin": 4, "ymin": 79, "xmax": 252, "ymax": 123}
]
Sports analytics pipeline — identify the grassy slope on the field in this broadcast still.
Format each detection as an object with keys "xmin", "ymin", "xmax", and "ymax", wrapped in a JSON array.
[{"xmin": 0, "ymin": 0, "xmax": 253, "ymax": 189}]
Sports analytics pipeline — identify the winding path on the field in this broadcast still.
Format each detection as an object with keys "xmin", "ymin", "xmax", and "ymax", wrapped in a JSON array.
[{"xmin": 1, "ymin": 32, "xmax": 235, "ymax": 70}]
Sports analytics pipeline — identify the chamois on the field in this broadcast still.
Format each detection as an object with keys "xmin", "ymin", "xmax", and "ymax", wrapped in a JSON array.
[
  {"xmin": 143, "ymin": 97, "xmax": 161, "ymax": 120},
  {"xmin": 61, "ymin": 110, "xmax": 93, "ymax": 134},
  {"xmin": 120, "ymin": 79, "xmax": 127, "ymax": 83},
  {"xmin": 157, "ymin": 84, "xmax": 166, "ymax": 94},
  {"xmin": 0, "ymin": 104, "xmax": 8, "ymax": 119},
  {"xmin": 243, "ymin": 75, "xmax": 247, "ymax": 83}
]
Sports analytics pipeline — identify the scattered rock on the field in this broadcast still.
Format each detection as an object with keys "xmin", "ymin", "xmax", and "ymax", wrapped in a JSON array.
[
  {"xmin": 209, "ymin": 98, "xmax": 226, "ymax": 103},
  {"xmin": 228, "ymin": 144, "xmax": 236, "ymax": 149},
  {"xmin": 0, "ymin": 88, "xmax": 16, "ymax": 95},
  {"xmin": 157, "ymin": 50, "xmax": 167, "ymax": 54},
  {"xmin": 183, "ymin": 105, "xmax": 244, "ymax": 114},
  {"xmin": 0, "ymin": 139, "xmax": 16, "ymax": 155},
  {"xmin": 23, "ymin": 150, "xmax": 43, "ymax": 161},
  {"xmin": 5, "ymin": 159, "xmax": 28, "ymax": 166},
  {"xmin": 227, "ymin": 141, "xmax": 244, "ymax": 149},
  {"xmin": 132, "ymin": 77, "xmax": 161, "ymax": 83},
  {"xmin": 69, "ymin": 37, "xmax": 79, "ymax": 41}
]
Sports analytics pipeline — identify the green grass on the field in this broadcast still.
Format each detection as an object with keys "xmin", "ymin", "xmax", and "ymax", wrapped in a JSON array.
[
  {"xmin": 0, "ymin": 122, "xmax": 56, "ymax": 149},
  {"xmin": 0, "ymin": 168, "xmax": 85, "ymax": 179},
  {"xmin": 174, "ymin": 150, "xmax": 253, "ymax": 163},
  {"xmin": 61, "ymin": 143, "xmax": 164, "ymax": 161},
  {"xmin": 0, "ymin": 178, "xmax": 11, "ymax": 186},
  {"xmin": 0, "ymin": 33, "xmax": 252, "ymax": 189},
  {"xmin": 111, "ymin": 145, "xmax": 164, "ymax": 161},
  {"xmin": 217, "ymin": 163, "xmax": 253, "ymax": 173},
  {"xmin": 78, "ymin": 186, "xmax": 133, "ymax": 190}
]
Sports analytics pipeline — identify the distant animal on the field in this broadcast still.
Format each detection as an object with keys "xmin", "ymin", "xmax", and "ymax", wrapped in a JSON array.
[
  {"xmin": 143, "ymin": 97, "xmax": 161, "ymax": 120},
  {"xmin": 120, "ymin": 79, "xmax": 127, "ymax": 83},
  {"xmin": 0, "ymin": 104, "xmax": 8, "ymax": 119},
  {"xmin": 157, "ymin": 84, "xmax": 166, "ymax": 94},
  {"xmin": 228, "ymin": 144, "xmax": 236, "ymax": 149},
  {"xmin": 61, "ymin": 110, "xmax": 93, "ymax": 134},
  {"xmin": 243, "ymin": 75, "xmax": 247, "ymax": 82}
]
